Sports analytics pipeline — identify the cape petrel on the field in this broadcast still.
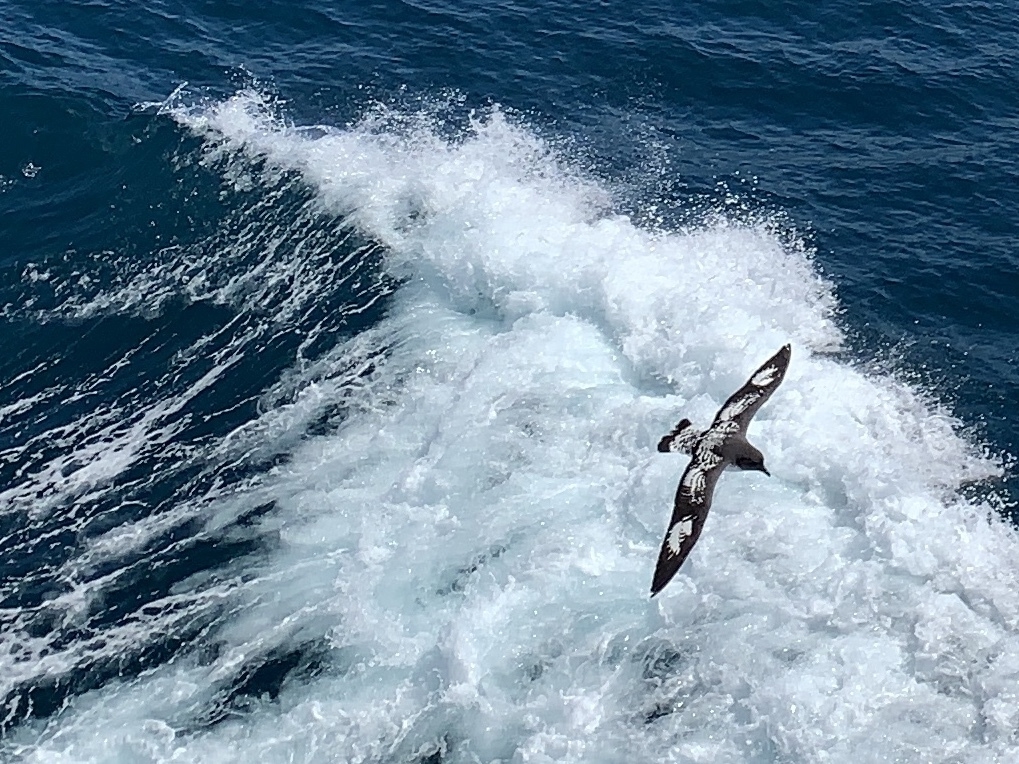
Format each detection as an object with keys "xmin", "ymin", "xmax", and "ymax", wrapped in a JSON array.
[{"xmin": 650, "ymin": 344, "xmax": 791, "ymax": 596}]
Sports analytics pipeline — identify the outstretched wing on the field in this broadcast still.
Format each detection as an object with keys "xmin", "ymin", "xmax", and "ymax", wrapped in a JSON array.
[
  {"xmin": 712, "ymin": 344, "xmax": 791, "ymax": 433},
  {"xmin": 650, "ymin": 449, "xmax": 727, "ymax": 596}
]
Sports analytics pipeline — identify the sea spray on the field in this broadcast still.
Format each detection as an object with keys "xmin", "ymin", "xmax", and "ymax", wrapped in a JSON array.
[{"xmin": 4, "ymin": 92, "xmax": 1014, "ymax": 763}]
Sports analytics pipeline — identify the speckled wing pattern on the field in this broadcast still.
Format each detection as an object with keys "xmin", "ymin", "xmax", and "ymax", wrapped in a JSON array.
[
  {"xmin": 712, "ymin": 344, "xmax": 791, "ymax": 434},
  {"xmin": 650, "ymin": 344, "xmax": 791, "ymax": 596},
  {"xmin": 650, "ymin": 434, "xmax": 729, "ymax": 596}
]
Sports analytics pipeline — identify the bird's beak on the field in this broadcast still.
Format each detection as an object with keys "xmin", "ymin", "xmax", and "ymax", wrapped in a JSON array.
[{"xmin": 760, "ymin": 465, "xmax": 771, "ymax": 477}]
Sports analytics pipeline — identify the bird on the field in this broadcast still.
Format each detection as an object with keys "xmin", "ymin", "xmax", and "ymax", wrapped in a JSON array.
[{"xmin": 650, "ymin": 344, "xmax": 791, "ymax": 596}]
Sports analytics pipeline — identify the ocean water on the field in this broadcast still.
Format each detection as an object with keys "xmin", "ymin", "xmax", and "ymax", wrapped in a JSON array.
[{"xmin": 2, "ymin": 0, "xmax": 1019, "ymax": 761}]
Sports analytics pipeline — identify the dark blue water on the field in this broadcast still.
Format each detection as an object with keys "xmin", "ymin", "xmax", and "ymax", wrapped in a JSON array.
[{"xmin": 2, "ymin": 1, "xmax": 1019, "ymax": 760}]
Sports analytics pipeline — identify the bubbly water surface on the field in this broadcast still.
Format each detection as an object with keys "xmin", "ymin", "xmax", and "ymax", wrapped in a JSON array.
[{"xmin": 3, "ymin": 91, "xmax": 1016, "ymax": 763}]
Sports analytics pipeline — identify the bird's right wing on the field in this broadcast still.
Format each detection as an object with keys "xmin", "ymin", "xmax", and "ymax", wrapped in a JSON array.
[
  {"xmin": 650, "ymin": 449, "xmax": 727, "ymax": 596},
  {"xmin": 712, "ymin": 344, "xmax": 791, "ymax": 433}
]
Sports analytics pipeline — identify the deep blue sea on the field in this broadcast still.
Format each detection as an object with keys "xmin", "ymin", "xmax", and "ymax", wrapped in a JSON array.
[{"xmin": 3, "ymin": 1, "xmax": 1019, "ymax": 761}]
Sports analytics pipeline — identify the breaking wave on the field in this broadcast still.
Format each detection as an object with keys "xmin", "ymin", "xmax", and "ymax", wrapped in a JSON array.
[{"xmin": 2, "ymin": 90, "xmax": 1014, "ymax": 763}]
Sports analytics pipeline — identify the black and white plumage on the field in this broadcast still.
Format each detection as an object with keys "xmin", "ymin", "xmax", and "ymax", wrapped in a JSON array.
[{"xmin": 651, "ymin": 344, "xmax": 791, "ymax": 596}]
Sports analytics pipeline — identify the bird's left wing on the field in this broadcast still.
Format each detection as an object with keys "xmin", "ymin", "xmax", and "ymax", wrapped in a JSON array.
[{"xmin": 712, "ymin": 344, "xmax": 791, "ymax": 433}]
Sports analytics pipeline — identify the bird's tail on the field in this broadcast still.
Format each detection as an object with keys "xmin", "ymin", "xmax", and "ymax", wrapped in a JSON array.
[{"xmin": 657, "ymin": 418, "xmax": 701, "ymax": 454}]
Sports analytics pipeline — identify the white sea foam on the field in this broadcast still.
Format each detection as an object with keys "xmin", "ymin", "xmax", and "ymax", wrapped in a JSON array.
[{"xmin": 6, "ymin": 91, "xmax": 1017, "ymax": 763}]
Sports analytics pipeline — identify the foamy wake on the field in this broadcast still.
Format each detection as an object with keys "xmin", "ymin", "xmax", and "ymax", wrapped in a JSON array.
[{"xmin": 7, "ymin": 91, "xmax": 1017, "ymax": 763}]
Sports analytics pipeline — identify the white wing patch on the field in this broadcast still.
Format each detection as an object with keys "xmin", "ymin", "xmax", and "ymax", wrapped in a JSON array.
[
  {"xmin": 681, "ymin": 466, "xmax": 706, "ymax": 501},
  {"xmin": 667, "ymin": 518, "xmax": 695, "ymax": 555},
  {"xmin": 719, "ymin": 392, "xmax": 758, "ymax": 421},
  {"xmin": 699, "ymin": 421, "xmax": 738, "ymax": 450},
  {"xmin": 751, "ymin": 365, "xmax": 779, "ymax": 387}
]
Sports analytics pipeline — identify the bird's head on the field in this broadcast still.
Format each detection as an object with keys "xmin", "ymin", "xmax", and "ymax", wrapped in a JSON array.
[{"xmin": 734, "ymin": 446, "xmax": 770, "ymax": 476}]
